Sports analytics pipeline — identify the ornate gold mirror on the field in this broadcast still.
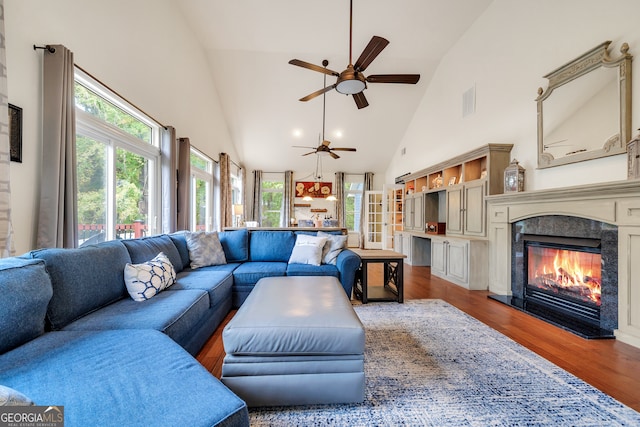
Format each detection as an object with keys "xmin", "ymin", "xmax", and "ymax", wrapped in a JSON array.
[{"xmin": 537, "ymin": 41, "xmax": 632, "ymax": 168}]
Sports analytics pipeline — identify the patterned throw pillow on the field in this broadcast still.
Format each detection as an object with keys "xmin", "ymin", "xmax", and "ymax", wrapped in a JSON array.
[
  {"xmin": 288, "ymin": 234, "xmax": 328, "ymax": 266},
  {"xmin": 124, "ymin": 252, "xmax": 176, "ymax": 302},
  {"xmin": 0, "ymin": 385, "xmax": 34, "ymax": 406},
  {"xmin": 185, "ymin": 231, "xmax": 227, "ymax": 269},
  {"xmin": 317, "ymin": 231, "xmax": 348, "ymax": 265}
]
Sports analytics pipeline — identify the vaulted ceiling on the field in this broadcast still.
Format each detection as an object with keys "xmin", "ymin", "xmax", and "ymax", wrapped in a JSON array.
[{"xmin": 174, "ymin": 0, "xmax": 492, "ymax": 174}]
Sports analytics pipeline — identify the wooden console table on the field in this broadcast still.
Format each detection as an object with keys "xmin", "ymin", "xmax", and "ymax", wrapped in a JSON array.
[{"xmin": 351, "ymin": 249, "xmax": 406, "ymax": 304}]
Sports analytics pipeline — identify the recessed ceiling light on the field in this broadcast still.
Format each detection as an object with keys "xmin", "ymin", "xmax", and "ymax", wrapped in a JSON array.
[
  {"xmin": 334, "ymin": 130, "xmax": 343, "ymax": 138},
  {"xmin": 292, "ymin": 129, "xmax": 303, "ymax": 138}
]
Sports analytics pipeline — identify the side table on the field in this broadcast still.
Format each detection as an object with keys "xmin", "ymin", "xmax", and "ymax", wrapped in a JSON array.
[{"xmin": 350, "ymin": 249, "xmax": 406, "ymax": 304}]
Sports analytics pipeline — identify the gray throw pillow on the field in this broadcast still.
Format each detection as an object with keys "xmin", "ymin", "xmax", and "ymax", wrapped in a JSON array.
[
  {"xmin": 185, "ymin": 231, "xmax": 227, "ymax": 269},
  {"xmin": 318, "ymin": 231, "xmax": 348, "ymax": 265}
]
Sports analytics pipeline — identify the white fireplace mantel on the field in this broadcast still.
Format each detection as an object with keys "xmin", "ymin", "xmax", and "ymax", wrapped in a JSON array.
[{"xmin": 486, "ymin": 178, "xmax": 640, "ymax": 348}]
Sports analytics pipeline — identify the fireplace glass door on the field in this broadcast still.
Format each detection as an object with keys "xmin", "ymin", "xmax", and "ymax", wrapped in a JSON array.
[
  {"xmin": 527, "ymin": 244, "xmax": 602, "ymax": 307},
  {"xmin": 524, "ymin": 235, "xmax": 602, "ymax": 328}
]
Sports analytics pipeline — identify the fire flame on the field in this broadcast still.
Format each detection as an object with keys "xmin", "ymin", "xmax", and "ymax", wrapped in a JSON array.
[{"xmin": 530, "ymin": 247, "xmax": 601, "ymax": 305}]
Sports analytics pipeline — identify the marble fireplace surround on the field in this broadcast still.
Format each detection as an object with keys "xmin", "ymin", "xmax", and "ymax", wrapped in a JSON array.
[{"xmin": 486, "ymin": 179, "xmax": 640, "ymax": 348}]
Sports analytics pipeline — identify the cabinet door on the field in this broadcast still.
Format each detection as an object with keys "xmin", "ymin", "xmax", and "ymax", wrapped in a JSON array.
[
  {"xmin": 463, "ymin": 181, "xmax": 487, "ymax": 236},
  {"xmin": 403, "ymin": 196, "xmax": 413, "ymax": 229},
  {"xmin": 446, "ymin": 187, "xmax": 463, "ymax": 235},
  {"xmin": 402, "ymin": 233, "xmax": 412, "ymax": 264},
  {"xmin": 446, "ymin": 239, "xmax": 469, "ymax": 285},
  {"xmin": 394, "ymin": 232, "xmax": 402, "ymax": 253},
  {"xmin": 414, "ymin": 194, "xmax": 424, "ymax": 232},
  {"xmin": 430, "ymin": 238, "xmax": 447, "ymax": 277}
]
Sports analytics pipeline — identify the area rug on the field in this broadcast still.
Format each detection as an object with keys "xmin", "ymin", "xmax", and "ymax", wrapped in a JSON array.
[{"xmin": 249, "ymin": 299, "xmax": 640, "ymax": 426}]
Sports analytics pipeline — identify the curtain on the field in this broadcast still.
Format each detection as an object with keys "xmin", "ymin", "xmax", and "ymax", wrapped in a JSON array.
[
  {"xmin": 252, "ymin": 170, "xmax": 262, "ymax": 223},
  {"xmin": 161, "ymin": 126, "xmax": 177, "ymax": 233},
  {"xmin": 283, "ymin": 170, "xmax": 293, "ymax": 227},
  {"xmin": 335, "ymin": 172, "xmax": 345, "ymax": 227},
  {"xmin": 219, "ymin": 152, "xmax": 232, "ymax": 229},
  {"xmin": 241, "ymin": 165, "xmax": 247, "ymax": 211},
  {"xmin": 0, "ymin": 0, "xmax": 14, "ymax": 257},
  {"xmin": 176, "ymin": 137, "xmax": 191, "ymax": 231},
  {"xmin": 37, "ymin": 44, "xmax": 77, "ymax": 249},
  {"xmin": 359, "ymin": 172, "xmax": 374, "ymax": 248}
]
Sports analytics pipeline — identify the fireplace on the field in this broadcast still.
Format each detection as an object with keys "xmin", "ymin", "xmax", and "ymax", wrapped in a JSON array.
[
  {"xmin": 524, "ymin": 235, "xmax": 602, "ymax": 331},
  {"xmin": 486, "ymin": 180, "xmax": 640, "ymax": 348},
  {"xmin": 491, "ymin": 215, "xmax": 617, "ymax": 339}
]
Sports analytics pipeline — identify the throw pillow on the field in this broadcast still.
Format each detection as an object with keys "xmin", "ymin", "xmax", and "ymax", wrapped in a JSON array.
[
  {"xmin": 288, "ymin": 234, "xmax": 328, "ymax": 266},
  {"xmin": 124, "ymin": 252, "xmax": 176, "ymax": 302},
  {"xmin": 185, "ymin": 231, "xmax": 227, "ymax": 269},
  {"xmin": 0, "ymin": 385, "xmax": 34, "ymax": 406},
  {"xmin": 318, "ymin": 231, "xmax": 348, "ymax": 265}
]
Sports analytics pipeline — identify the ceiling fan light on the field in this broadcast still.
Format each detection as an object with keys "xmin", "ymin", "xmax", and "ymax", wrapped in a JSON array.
[{"xmin": 336, "ymin": 79, "xmax": 366, "ymax": 95}]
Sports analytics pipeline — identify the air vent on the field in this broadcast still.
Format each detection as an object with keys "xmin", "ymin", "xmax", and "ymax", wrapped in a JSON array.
[{"xmin": 462, "ymin": 86, "xmax": 476, "ymax": 117}]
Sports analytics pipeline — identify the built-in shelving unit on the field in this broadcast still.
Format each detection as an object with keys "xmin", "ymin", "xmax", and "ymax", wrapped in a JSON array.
[
  {"xmin": 400, "ymin": 143, "xmax": 513, "ymax": 235},
  {"xmin": 395, "ymin": 144, "xmax": 513, "ymax": 286}
]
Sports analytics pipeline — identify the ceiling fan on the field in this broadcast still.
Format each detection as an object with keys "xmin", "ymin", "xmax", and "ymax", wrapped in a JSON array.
[
  {"xmin": 293, "ymin": 60, "xmax": 357, "ymax": 159},
  {"xmin": 288, "ymin": 0, "xmax": 420, "ymax": 109}
]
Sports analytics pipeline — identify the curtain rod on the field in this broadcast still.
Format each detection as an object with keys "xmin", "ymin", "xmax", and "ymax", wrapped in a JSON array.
[
  {"xmin": 33, "ymin": 44, "xmax": 56, "ymax": 53},
  {"xmin": 34, "ymin": 44, "xmax": 167, "ymax": 129}
]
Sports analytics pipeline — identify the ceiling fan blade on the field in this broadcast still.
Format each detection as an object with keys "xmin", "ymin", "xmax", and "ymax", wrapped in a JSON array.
[
  {"xmin": 331, "ymin": 147, "xmax": 357, "ymax": 152},
  {"xmin": 302, "ymin": 151, "xmax": 317, "ymax": 156},
  {"xmin": 353, "ymin": 91, "xmax": 369, "ymax": 109},
  {"xmin": 329, "ymin": 152, "xmax": 340, "ymax": 159},
  {"xmin": 321, "ymin": 140, "xmax": 331, "ymax": 147},
  {"xmin": 367, "ymin": 74, "xmax": 421, "ymax": 84},
  {"xmin": 288, "ymin": 59, "xmax": 339, "ymax": 76},
  {"xmin": 292, "ymin": 145, "xmax": 317, "ymax": 149},
  {"xmin": 354, "ymin": 36, "xmax": 389, "ymax": 72},
  {"xmin": 299, "ymin": 84, "xmax": 336, "ymax": 102}
]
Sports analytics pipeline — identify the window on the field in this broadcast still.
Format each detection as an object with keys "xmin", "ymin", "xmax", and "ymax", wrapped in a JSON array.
[
  {"xmin": 190, "ymin": 148, "xmax": 215, "ymax": 231},
  {"xmin": 230, "ymin": 163, "xmax": 243, "ymax": 227},
  {"xmin": 75, "ymin": 69, "xmax": 161, "ymax": 247},
  {"xmin": 261, "ymin": 173, "xmax": 284, "ymax": 227},
  {"xmin": 344, "ymin": 174, "xmax": 364, "ymax": 232}
]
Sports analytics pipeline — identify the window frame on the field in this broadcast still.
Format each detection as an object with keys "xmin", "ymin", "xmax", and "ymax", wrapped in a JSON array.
[
  {"xmin": 344, "ymin": 174, "xmax": 365, "ymax": 232},
  {"xmin": 75, "ymin": 68, "xmax": 162, "ymax": 245},
  {"xmin": 189, "ymin": 147, "xmax": 215, "ymax": 232},
  {"xmin": 230, "ymin": 163, "xmax": 243, "ymax": 227},
  {"xmin": 260, "ymin": 172, "xmax": 285, "ymax": 227}
]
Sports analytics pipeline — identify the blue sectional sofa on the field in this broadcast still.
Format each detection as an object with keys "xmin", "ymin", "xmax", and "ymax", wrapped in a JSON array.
[{"xmin": 0, "ymin": 228, "xmax": 360, "ymax": 426}]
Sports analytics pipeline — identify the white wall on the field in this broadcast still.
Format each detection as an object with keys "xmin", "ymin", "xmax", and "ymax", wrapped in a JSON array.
[
  {"xmin": 5, "ymin": 0, "xmax": 238, "ymax": 254},
  {"xmin": 8, "ymin": 0, "xmax": 640, "ymax": 253},
  {"xmin": 385, "ymin": 0, "xmax": 640, "ymax": 190}
]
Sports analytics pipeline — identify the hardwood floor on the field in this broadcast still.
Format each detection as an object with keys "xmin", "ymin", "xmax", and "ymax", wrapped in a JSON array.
[{"xmin": 196, "ymin": 264, "xmax": 640, "ymax": 412}]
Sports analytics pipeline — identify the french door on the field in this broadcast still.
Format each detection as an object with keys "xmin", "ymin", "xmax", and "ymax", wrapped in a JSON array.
[
  {"xmin": 363, "ymin": 191, "xmax": 383, "ymax": 249},
  {"xmin": 382, "ymin": 184, "xmax": 404, "ymax": 250}
]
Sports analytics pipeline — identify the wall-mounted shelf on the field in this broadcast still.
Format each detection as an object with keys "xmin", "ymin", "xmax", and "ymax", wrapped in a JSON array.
[
  {"xmin": 294, "ymin": 203, "xmax": 311, "ymax": 207},
  {"xmin": 310, "ymin": 208, "xmax": 328, "ymax": 213}
]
